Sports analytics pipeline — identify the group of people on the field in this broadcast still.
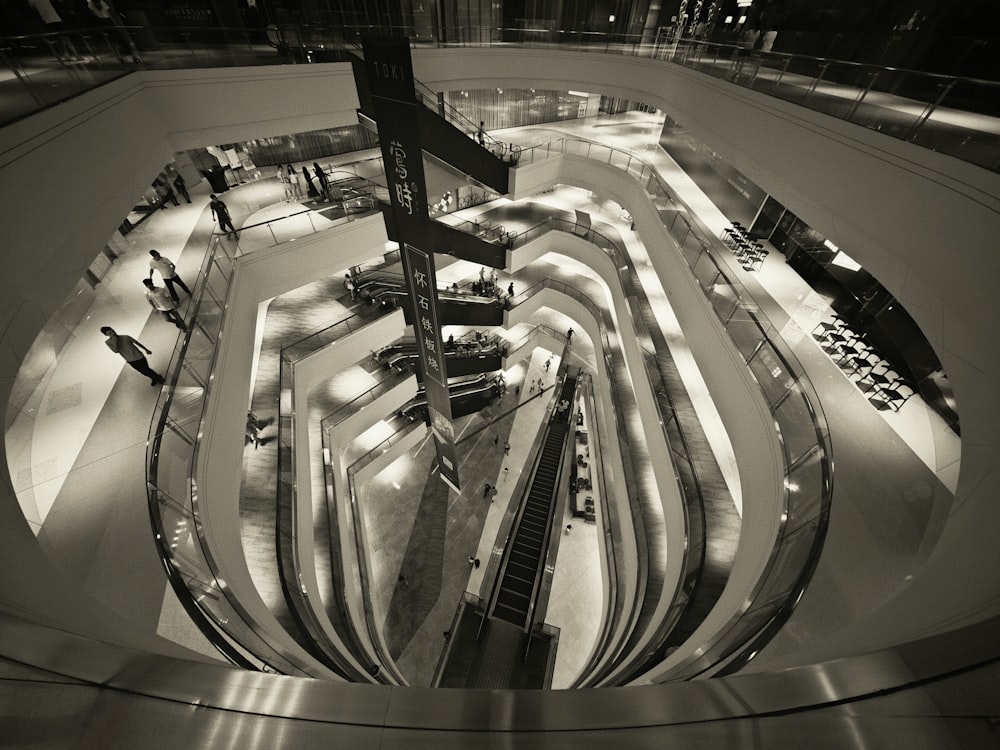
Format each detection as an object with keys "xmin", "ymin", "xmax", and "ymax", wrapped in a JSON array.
[
  {"xmin": 102, "ymin": 249, "xmax": 192, "ymax": 386},
  {"xmin": 152, "ymin": 166, "xmax": 191, "ymax": 209},
  {"xmin": 276, "ymin": 163, "xmax": 332, "ymax": 203},
  {"xmin": 527, "ymin": 378, "xmax": 546, "ymax": 394}
]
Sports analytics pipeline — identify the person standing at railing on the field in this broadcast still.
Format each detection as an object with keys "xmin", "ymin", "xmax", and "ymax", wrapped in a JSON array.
[
  {"xmin": 313, "ymin": 162, "xmax": 330, "ymax": 202},
  {"xmin": 100, "ymin": 326, "xmax": 163, "ymax": 386},
  {"xmin": 276, "ymin": 164, "xmax": 292, "ymax": 200},
  {"xmin": 209, "ymin": 194, "xmax": 237, "ymax": 238},
  {"xmin": 286, "ymin": 165, "xmax": 302, "ymax": 200},
  {"xmin": 477, "ymin": 121, "xmax": 485, "ymax": 147},
  {"xmin": 301, "ymin": 166, "xmax": 319, "ymax": 199}
]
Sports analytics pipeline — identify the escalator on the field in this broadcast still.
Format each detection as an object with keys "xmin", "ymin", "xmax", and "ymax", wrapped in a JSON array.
[
  {"xmin": 381, "ymin": 203, "xmax": 509, "ymax": 268},
  {"xmin": 356, "ymin": 272, "xmax": 505, "ymax": 326},
  {"xmin": 374, "ymin": 335, "xmax": 505, "ymax": 377},
  {"xmin": 399, "ymin": 373, "xmax": 503, "ymax": 421},
  {"xmin": 349, "ymin": 51, "xmax": 514, "ymax": 194},
  {"xmin": 489, "ymin": 372, "xmax": 578, "ymax": 630}
]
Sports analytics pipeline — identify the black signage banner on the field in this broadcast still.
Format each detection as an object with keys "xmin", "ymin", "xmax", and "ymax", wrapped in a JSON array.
[
  {"xmin": 400, "ymin": 246, "xmax": 461, "ymax": 492},
  {"xmin": 363, "ymin": 35, "xmax": 461, "ymax": 491}
]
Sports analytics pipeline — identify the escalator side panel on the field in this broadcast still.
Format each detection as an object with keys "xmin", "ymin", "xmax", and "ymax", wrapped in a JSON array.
[{"xmin": 417, "ymin": 107, "xmax": 510, "ymax": 194}]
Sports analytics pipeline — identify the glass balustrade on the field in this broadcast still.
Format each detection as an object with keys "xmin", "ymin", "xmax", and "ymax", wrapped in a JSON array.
[
  {"xmin": 145, "ymin": 128, "xmax": 831, "ymax": 679},
  {"xmin": 513, "ymin": 136, "xmax": 832, "ymax": 678},
  {"xmin": 145, "ymin": 201, "xmax": 379, "ymax": 673},
  {"xmin": 4, "ymin": 23, "xmax": 998, "ymax": 171}
]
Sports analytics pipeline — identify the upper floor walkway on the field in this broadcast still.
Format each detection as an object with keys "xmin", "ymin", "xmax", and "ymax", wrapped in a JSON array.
[{"xmin": 2, "ymin": 23, "xmax": 999, "ymax": 172}]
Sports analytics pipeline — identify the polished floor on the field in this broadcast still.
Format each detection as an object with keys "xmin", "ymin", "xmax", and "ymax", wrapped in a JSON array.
[{"xmin": 6, "ymin": 110, "xmax": 960, "ymax": 684}]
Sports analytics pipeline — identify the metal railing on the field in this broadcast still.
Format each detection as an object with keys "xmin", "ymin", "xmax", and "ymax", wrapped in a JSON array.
[
  {"xmin": 275, "ymin": 246, "xmax": 412, "ymax": 684},
  {"xmin": 144, "ymin": 197, "xmax": 381, "ymax": 675},
  {"xmin": 6, "ymin": 22, "xmax": 997, "ymax": 171},
  {"xmin": 145, "ymin": 230, "xmax": 317, "ymax": 676},
  {"xmin": 142, "ymin": 127, "xmax": 834, "ymax": 685},
  {"xmin": 516, "ymin": 135, "xmax": 834, "ymax": 678}
]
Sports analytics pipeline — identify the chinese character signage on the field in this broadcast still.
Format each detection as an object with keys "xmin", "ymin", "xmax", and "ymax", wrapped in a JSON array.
[
  {"xmin": 363, "ymin": 35, "xmax": 460, "ymax": 491},
  {"xmin": 401, "ymin": 245, "xmax": 460, "ymax": 491}
]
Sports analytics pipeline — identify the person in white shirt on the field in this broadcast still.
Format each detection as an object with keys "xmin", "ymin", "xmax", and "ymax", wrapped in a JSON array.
[
  {"xmin": 142, "ymin": 279, "xmax": 187, "ymax": 331},
  {"xmin": 100, "ymin": 326, "xmax": 163, "ymax": 386},
  {"xmin": 148, "ymin": 249, "xmax": 191, "ymax": 303}
]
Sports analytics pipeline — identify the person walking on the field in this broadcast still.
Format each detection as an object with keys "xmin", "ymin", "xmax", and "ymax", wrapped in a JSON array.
[
  {"xmin": 154, "ymin": 179, "xmax": 178, "ymax": 208},
  {"xmin": 313, "ymin": 162, "xmax": 330, "ymax": 202},
  {"xmin": 209, "ymin": 194, "xmax": 237, "ymax": 238},
  {"xmin": 246, "ymin": 410, "xmax": 262, "ymax": 449},
  {"xmin": 503, "ymin": 440, "xmax": 510, "ymax": 456},
  {"xmin": 101, "ymin": 326, "xmax": 163, "ymax": 386},
  {"xmin": 544, "ymin": 356, "xmax": 551, "ymax": 372},
  {"xmin": 301, "ymin": 166, "xmax": 319, "ymax": 199},
  {"xmin": 567, "ymin": 327, "xmax": 574, "ymax": 342},
  {"xmin": 286, "ymin": 164, "xmax": 302, "ymax": 199},
  {"xmin": 483, "ymin": 482, "xmax": 492, "ymax": 498},
  {"xmin": 142, "ymin": 279, "xmax": 187, "ymax": 330},
  {"xmin": 507, "ymin": 282, "xmax": 514, "ymax": 297},
  {"xmin": 170, "ymin": 168, "xmax": 191, "ymax": 203},
  {"xmin": 148, "ymin": 249, "xmax": 191, "ymax": 303}
]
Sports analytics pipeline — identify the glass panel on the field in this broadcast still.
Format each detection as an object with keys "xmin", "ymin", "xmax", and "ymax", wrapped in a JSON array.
[
  {"xmin": 804, "ymin": 61, "xmax": 871, "ymax": 121},
  {"xmin": 690, "ymin": 249, "xmax": 720, "ymax": 290},
  {"xmin": 785, "ymin": 446, "xmax": 827, "ymax": 534},
  {"xmin": 746, "ymin": 341, "xmax": 795, "ymax": 406},
  {"xmin": 764, "ymin": 524, "xmax": 818, "ymax": 597},
  {"xmin": 609, "ymin": 149, "xmax": 632, "ymax": 171},
  {"xmin": 724, "ymin": 313, "xmax": 764, "ymax": 363},
  {"xmin": 774, "ymin": 386, "xmax": 820, "ymax": 468},
  {"xmin": 848, "ymin": 69, "xmax": 926, "ymax": 140},
  {"xmin": 707, "ymin": 279, "xmax": 740, "ymax": 322},
  {"xmin": 910, "ymin": 78, "xmax": 1000, "ymax": 170}
]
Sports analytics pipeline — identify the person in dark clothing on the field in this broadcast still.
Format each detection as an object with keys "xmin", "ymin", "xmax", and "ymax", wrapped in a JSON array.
[
  {"xmin": 101, "ymin": 326, "xmax": 163, "ymax": 385},
  {"xmin": 313, "ymin": 162, "xmax": 330, "ymax": 201},
  {"xmin": 477, "ymin": 121, "xmax": 485, "ymax": 146},
  {"xmin": 171, "ymin": 170, "xmax": 191, "ymax": 203},
  {"xmin": 301, "ymin": 166, "xmax": 319, "ymax": 198},
  {"xmin": 209, "ymin": 194, "xmax": 237, "ymax": 237},
  {"xmin": 155, "ymin": 179, "xmax": 178, "ymax": 207}
]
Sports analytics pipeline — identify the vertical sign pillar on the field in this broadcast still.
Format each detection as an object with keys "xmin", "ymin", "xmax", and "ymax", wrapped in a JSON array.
[{"xmin": 363, "ymin": 35, "xmax": 461, "ymax": 491}]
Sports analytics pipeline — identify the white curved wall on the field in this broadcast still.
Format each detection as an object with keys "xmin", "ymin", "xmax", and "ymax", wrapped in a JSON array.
[
  {"xmin": 411, "ymin": 46, "xmax": 1000, "ymax": 660},
  {"xmin": 2, "ymin": 48, "xmax": 998, "ymax": 672}
]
